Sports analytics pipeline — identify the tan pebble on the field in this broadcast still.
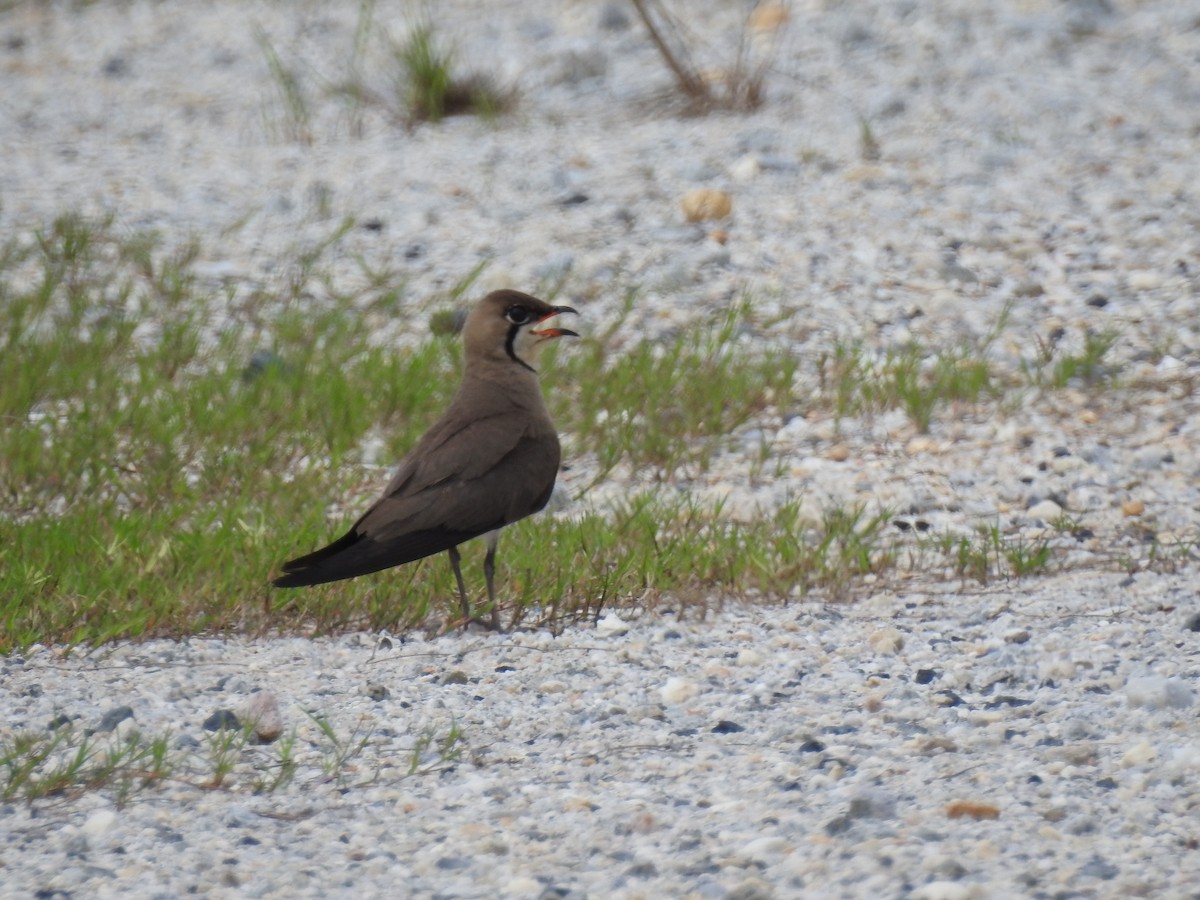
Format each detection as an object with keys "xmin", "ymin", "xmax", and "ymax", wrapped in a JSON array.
[
  {"xmin": 749, "ymin": 3, "xmax": 789, "ymax": 29},
  {"xmin": 1079, "ymin": 409, "xmax": 1098, "ymax": 424},
  {"xmin": 1027, "ymin": 499, "xmax": 1063, "ymax": 521},
  {"xmin": 905, "ymin": 436, "xmax": 935, "ymax": 454},
  {"xmin": 945, "ymin": 799, "xmax": 1000, "ymax": 820},
  {"xmin": 1122, "ymin": 499, "xmax": 1145, "ymax": 516},
  {"xmin": 709, "ymin": 228, "xmax": 729, "ymax": 245},
  {"xmin": 844, "ymin": 163, "xmax": 885, "ymax": 182},
  {"xmin": 827, "ymin": 444, "xmax": 851, "ymax": 462},
  {"xmin": 863, "ymin": 694, "xmax": 884, "ymax": 712},
  {"xmin": 1121, "ymin": 740, "xmax": 1156, "ymax": 767},
  {"xmin": 681, "ymin": 188, "xmax": 732, "ymax": 222},
  {"xmin": 736, "ymin": 648, "xmax": 763, "ymax": 666},
  {"xmin": 243, "ymin": 691, "xmax": 284, "ymax": 743},
  {"xmin": 661, "ymin": 677, "xmax": 701, "ymax": 704},
  {"xmin": 868, "ymin": 627, "xmax": 904, "ymax": 654},
  {"xmin": 917, "ymin": 736, "xmax": 958, "ymax": 753},
  {"xmin": 1128, "ymin": 270, "xmax": 1163, "ymax": 291}
]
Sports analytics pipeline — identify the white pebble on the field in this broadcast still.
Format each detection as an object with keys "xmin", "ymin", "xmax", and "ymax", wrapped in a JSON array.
[
  {"xmin": 595, "ymin": 613, "xmax": 630, "ymax": 637},
  {"xmin": 83, "ymin": 809, "xmax": 117, "ymax": 838},
  {"xmin": 660, "ymin": 677, "xmax": 701, "ymax": 704}
]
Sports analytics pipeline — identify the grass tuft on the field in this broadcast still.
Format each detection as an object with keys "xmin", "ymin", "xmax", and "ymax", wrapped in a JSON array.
[{"xmin": 394, "ymin": 23, "xmax": 513, "ymax": 124}]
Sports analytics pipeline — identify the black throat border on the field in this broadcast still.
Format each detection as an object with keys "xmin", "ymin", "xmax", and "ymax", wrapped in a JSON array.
[{"xmin": 505, "ymin": 324, "xmax": 537, "ymax": 374}]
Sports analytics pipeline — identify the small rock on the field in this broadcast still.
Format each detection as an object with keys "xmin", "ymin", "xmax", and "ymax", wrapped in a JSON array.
[
  {"xmin": 729, "ymin": 155, "xmax": 761, "ymax": 182},
  {"xmin": 945, "ymin": 799, "xmax": 1000, "ymax": 820},
  {"xmin": 203, "ymin": 710, "xmax": 241, "ymax": 732},
  {"xmin": 1127, "ymin": 270, "xmax": 1162, "ymax": 291},
  {"xmin": 824, "ymin": 815, "xmax": 852, "ymax": 836},
  {"xmin": 1121, "ymin": 499, "xmax": 1145, "ymax": 516},
  {"xmin": 83, "ymin": 809, "xmax": 117, "ymax": 838},
  {"xmin": 727, "ymin": 877, "xmax": 774, "ymax": 900},
  {"xmin": 911, "ymin": 883, "xmax": 974, "ymax": 900},
  {"xmin": 597, "ymin": 2, "xmax": 630, "ymax": 31},
  {"xmin": 1078, "ymin": 857, "xmax": 1119, "ymax": 880},
  {"xmin": 625, "ymin": 860, "xmax": 658, "ymax": 878},
  {"xmin": 827, "ymin": 444, "xmax": 851, "ymax": 462},
  {"xmin": 1126, "ymin": 675, "xmax": 1193, "ymax": 709},
  {"xmin": 242, "ymin": 350, "xmax": 287, "ymax": 382},
  {"xmin": 366, "ymin": 683, "xmax": 389, "ymax": 701},
  {"xmin": 1121, "ymin": 740, "xmax": 1157, "ymax": 767},
  {"xmin": 595, "ymin": 613, "xmax": 630, "ymax": 637},
  {"xmin": 712, "ymin": 720, "xmax": 744, "ymax": 734},
  {"xmin": 441, "ymin": 671, "xmax": 470, "ymax": 685},
  {"xmin": 242, "ymin": 691, "xmax": 283, "ymax": 743},
  {"xmin": 96, "ymin": 706, "xmax": 134, "ymax": 734},
  {"xmin": 736, "ymin": 648, "xmax": 763, "ymax": 666},
  {"xmin": 680, "ymin": 188, "xmax": 732, "ymax": 223},
  {"xmin": 848, "ymin": 788, "xmax": 896, "ymax": 820},
  {"xmin": 868, "ymin": 628, "xmax": 904, "ymax": 654},
  {"xmin": 748, "ymin": 4, "xmax": 789, "ymax": 30},
  {"xmin": 915, "ymin": 668, "xmax": 937, "ymax": 684},
  {"xmin": 1026, "ymin": 499, "xmax": 1063, "ymax": 521},
  {"xmin": 661, "ymin": 677, "xmax": 700, "ymax": 705}
]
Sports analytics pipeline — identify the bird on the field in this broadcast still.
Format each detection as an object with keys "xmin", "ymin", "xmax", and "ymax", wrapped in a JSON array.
[{"xmin": 272, "ymin": 289, "xmax": 578, "ymax": 630}]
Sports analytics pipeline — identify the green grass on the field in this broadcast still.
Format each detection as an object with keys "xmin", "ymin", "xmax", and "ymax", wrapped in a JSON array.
[
  {"xmin": 0, "ymin": 709, "xmax": 465, "ymax": 805},
  {"xmin": 0, "ymin": 213, "xmax": 1169, "ymax": 651},
  {"xmin": 393, "ymin": 22, "xmax": 513, "ymax": 124},
  {"xmin": 0, "ymin": 215, "xmax": 819, "ymax": 647},
  {"xmin": 816, "ymin": 337, "xmax": 997, "ymax": 433},
  {"xmin": 1022, "ymin": 327, "xmax": 1121, "ymax": 391},
  {"xmin": 256, "ymin": 25, "xmax": 314, "ymax": 144},
  {"xmin": 0, "ymin": 725, "xmax": 173, "ymax": 806},
  {"xmin": 560, "ymin": 295, "xmax": 799, "ymax": 482}
]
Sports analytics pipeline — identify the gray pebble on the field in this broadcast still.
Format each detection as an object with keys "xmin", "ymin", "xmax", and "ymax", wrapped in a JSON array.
[{"xmin": 95, "ymin": 706, "xmax": 134, "ymax": 733}]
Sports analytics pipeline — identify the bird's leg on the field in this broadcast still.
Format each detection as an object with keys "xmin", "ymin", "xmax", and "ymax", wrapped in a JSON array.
[
  {"xmin": 483, "ymin": 530, "xmax": 500, "ymax": 631},
  {"xmin": 447, "ymin": 545, "xmax": 470, "ymax": 624}
]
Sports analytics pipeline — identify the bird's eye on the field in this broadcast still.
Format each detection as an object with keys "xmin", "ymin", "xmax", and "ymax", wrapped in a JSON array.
[{"xmin": 505, "ymin": 306, "xmax": 532, "ymax": 325}]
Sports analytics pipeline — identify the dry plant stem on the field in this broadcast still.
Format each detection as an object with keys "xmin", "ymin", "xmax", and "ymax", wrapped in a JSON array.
[{"xmin": 629, "ymin": 0, "xmax": 712, "ymax": 103}]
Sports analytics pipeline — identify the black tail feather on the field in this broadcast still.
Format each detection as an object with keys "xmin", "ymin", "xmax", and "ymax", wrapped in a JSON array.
[{"xmin": 271, "ymin": 525, "xmax": 490, "ymax": 588}]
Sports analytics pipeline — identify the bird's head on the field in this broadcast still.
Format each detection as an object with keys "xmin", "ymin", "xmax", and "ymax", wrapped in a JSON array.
[{"xmin": 463, "ymin": 289, "xmax": 579, "ymax": 373}]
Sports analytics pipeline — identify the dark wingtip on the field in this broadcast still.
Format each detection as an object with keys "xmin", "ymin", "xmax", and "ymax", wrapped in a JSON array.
[{"xmin": 271, "ymin": 571, "xmax": 305, "ymax": 588}]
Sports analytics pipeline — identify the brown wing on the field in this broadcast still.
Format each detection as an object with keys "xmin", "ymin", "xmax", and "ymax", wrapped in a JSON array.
[{"xmin": 272, "ymin": 406, "xmax": 560, "ymax": 587}]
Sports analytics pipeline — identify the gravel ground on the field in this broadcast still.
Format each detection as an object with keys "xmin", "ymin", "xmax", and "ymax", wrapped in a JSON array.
[
  {"xmin": 3, "ymin": 0, "xmax": 1200, "ymax": 897},
  {"xmin": 5, "ymin": 572, "xmax": 1200, "ymax": 898}
]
